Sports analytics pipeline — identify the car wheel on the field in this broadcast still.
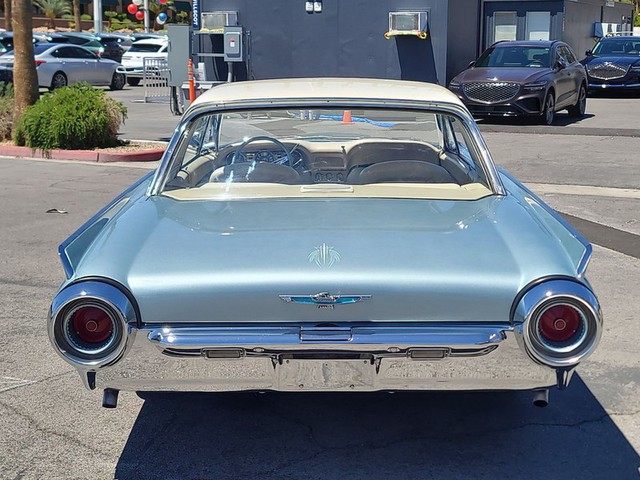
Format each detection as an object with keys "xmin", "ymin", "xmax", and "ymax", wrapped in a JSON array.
[
  {"xmin": 568, "ymin": 84, "xmax": 587, "ymax": 117},
  {"xmin": 127, "ymin": 78, "xmax": 140, "ymax": 87},
  {"xmin": 50, "ymin": 72, "xmax": 67, "ymax": 90},
  {"xmin": 110, "ymin": 72, "xmax": 126, "ymax": 91},
  {"xmin": 540, "ymin": 92, "xmax": 555, "ymax": 125}
]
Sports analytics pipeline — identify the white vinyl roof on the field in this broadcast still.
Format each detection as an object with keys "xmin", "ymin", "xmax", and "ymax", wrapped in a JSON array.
[{"xmin": 189, "ymin": 78, "xmax": 465, "ymax": 109}]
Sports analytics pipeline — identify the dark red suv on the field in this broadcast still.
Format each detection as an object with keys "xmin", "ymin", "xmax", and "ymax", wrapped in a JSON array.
[{"xmin": 448, "ymin": 40, "xmax": 587, "ymax": 125}]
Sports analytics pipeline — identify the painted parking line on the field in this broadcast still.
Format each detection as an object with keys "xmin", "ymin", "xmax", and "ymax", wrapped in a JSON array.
[
  {"xmin": 528, "ymin": 183, "xmax": 640, "ymax": 200},
  {"xmin": 0, "ymin": 377, "xmax": 35, "ymax": 394}
]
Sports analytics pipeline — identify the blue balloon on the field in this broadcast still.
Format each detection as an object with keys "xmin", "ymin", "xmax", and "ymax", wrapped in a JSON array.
[{"xmin": 157, "ymin": 12, "xmax": 167, "ymax": 24}]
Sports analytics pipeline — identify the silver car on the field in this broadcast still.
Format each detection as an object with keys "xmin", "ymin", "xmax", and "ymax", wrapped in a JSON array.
[{"xmin": 0, "ymin": 43, "xmax": 126, "ymax": 90}]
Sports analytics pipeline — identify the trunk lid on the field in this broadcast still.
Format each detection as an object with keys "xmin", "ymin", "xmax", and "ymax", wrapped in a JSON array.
[{"xmin": 74, "ymin": 195, "xmax": 580, "ymax": 324}]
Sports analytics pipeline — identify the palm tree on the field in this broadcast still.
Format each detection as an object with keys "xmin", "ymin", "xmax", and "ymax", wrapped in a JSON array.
[
  {"xmin": 3, "ymin": 0, "xmax": 11, "ymax": 31},
  {"xmin": 73, "ymin": 0, "xmax": 81, "ymax": 31},
  {"xmin": 32, "ymin": 0, "xmax": 72, "ymax": 30},
  {"xmin": 11, "ymin": 0, "xmax": 39, "ymax": 129}
]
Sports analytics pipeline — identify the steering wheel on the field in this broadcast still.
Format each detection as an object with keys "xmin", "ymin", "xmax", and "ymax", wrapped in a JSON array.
[{"xmin": 232, "ymin": 135, "xmax": 292, "ymax": 167}]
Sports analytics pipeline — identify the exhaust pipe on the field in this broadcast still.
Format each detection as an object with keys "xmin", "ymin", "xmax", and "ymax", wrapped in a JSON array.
[
  {"xmin": 532, "ymin": 388, "xmax": 549, "ymax": 407},
  {"xmin": 102, "ymin": 388, "xmax": 119, "ymax": 408}
]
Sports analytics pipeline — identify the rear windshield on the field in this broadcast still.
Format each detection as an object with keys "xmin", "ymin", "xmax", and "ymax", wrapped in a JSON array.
[
  {"xmin": 161, "ymin": 107, "xmax": 492, "ymax": 201},
  {"xmin": 129, "ymin": 43, "xmax": 162, "ymax": 53},
  {"xmin": 476, "ymin": 46, "xmax": 551, "ymax": 67},
  {"xmin": 593, "ymin": 39, "xmax": 640, "ymax": 55}
]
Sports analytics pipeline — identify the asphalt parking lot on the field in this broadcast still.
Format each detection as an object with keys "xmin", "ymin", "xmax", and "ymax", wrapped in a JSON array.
[{"xmin": 0, "ymin": 86, "xmax": 638, "ymax": 479}]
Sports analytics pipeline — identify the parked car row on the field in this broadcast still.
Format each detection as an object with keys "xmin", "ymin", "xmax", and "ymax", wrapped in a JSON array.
[
  {"xmin": 0, "ymin": 31, "xmax": 167, "ymax": 90},
  {"xmin": 448, "ymin": 36, "xmax": 640, "ymax": 124}
]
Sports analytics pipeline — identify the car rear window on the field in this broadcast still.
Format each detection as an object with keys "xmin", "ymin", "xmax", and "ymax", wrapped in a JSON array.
[
  {"xmin": 129, "ymin": 43, "xmax": 162, "ymax": 53},
  {"xmin": 161, "ymin": 107, "xmax": 492, "ymax": 201}
]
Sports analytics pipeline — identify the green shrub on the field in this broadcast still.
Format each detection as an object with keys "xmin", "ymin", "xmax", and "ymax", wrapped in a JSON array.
[
  {"xmin": 61, "ymin": 13, "xmax": 73, "ymax": 20},
  {"xmin": 80, "ymin": 13, "xmax": 92, "ymax": 20},
  {"xmin": 0, "ymin": 82, "xmax": 14, "ymax": 141},
  {"xmin": 14, "ymin": 83, "xmax": 127, "ymax": 150}
]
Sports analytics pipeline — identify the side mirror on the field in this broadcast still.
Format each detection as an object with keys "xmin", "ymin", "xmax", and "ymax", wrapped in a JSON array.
[
  {"xmin": 468, "ymin": 61, "xmax": 475, "ymax": 68},
  {"xmin": 554, "ymin": 60, "xmax": 566, "ymax": 70},
  {"xmin": 585, "ymin": 49, "xmax": 592, "ymax": 56}
]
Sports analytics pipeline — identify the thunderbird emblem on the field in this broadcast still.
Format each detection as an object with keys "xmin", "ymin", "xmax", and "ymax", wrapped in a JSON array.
[
  {"xmin": 308, "ymin": 243, "xmax": 341, "ymax": 268},
  {"xmin": 279, "ymin": 292, "xmax": 371, "ymax": 305}
]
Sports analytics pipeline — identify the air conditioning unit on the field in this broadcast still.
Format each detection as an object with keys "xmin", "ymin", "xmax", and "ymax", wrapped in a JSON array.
[
  {"xmin": 386, "ymin": 12, "xmax": 429, "ymax": 39},
  {"xmin": 201, "ymin": 11, "xmax": 239, "ymax": 33}
]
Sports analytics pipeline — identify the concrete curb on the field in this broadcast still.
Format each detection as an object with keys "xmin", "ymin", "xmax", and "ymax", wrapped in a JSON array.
[{"xmin": 0, "ymin": 144, "xmax": 165, "ymax": 163}]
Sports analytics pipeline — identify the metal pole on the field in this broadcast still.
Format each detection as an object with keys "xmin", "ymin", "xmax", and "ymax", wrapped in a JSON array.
[
  {"xmin": 93, "ymin": 0, "xmax": 102, "ymax": 33},
  {"xmin": 143, "ymin": 0, "xmax": 150, "ymax": 33}
]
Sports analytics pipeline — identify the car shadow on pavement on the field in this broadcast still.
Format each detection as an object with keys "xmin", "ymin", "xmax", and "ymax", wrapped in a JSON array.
[
  {"xmin": 114, "ymin": 375, "xmax": 639, "ymax": 480},
  {"xmin": 477, "ymin": 113, "xmax": 595, "ymax": 127}
]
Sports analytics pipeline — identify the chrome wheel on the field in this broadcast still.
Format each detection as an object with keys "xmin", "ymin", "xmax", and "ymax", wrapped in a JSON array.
[
  {"xmin": 541, "ymin": 93, "xmax": 555, "ymax": 125},
  {"xmin": 51, "ymin": 72, "xmax": 67, "ymax": 90}
]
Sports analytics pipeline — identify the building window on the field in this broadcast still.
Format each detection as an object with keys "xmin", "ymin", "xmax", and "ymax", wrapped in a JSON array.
[
  {"xmin": 493, "ymin": 12, "xmax": 517, "ymax": 43},
  {"xmin": 526, "ymin": 12, "xmax": 551, "ymax": 41}
]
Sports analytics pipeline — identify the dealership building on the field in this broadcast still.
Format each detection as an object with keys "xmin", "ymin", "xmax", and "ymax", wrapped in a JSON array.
[{"xmin": 184, "ymin": 0, "xmax": 633, "ymax": 85}]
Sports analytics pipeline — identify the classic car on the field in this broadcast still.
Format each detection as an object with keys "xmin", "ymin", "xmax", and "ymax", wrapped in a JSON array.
[
  {"xmin": 581, "ymin": 36, "xmax": 640, "ymax": 93},
  {"xmin": 448, "ymin": 40, "xmax": 587, "ymax": 125},
  {"xmin": 48, "ymin": 78, "xmax": 602, "ymax": 409}
]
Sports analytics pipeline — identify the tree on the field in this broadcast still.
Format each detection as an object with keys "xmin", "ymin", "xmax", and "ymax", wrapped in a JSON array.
[
  {"xmin": 11, "ymin": 0, "xmax": 39, "ymax": 129},
  {"xmin": 3, "ymin": 0, "xmax": 11, "ymax": 31},
  {"xmin": 31, "ymin": 0, "xmax": 71, "ymax": 29},
  {"xmin": 72, "ymin": 0, "xmax": 81, "ymax": 31}
]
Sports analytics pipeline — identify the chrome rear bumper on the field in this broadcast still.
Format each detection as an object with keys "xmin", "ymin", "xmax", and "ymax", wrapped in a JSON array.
[{"xmin": 80, "ymin": 323, "xmax": 564, "ymax": 393}]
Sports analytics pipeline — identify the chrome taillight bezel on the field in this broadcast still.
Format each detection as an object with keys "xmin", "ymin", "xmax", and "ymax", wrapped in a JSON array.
[
  {"xmin": 513, "ymin": 279, "xmax": 602, "ymax": 368},
  {"xmin": 49, "ymin": 281, "xmax": 135, "ymax": 368}
]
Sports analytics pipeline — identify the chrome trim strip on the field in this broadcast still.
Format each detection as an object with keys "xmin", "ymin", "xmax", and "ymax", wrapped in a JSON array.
[
  {"xmin": 588, "ymin": 83, "xmax": 640, "ymax": 89},
  {"xmin": 149, "ymin": 99, "xmax": 505, "ymax": 197},
  {"xmin": 146, "ymin": 323, "xmax": 508, "ymax": 350}
]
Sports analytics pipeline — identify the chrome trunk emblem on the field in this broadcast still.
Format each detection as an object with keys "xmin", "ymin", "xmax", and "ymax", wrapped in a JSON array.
[
  {"xmin": 309, "ymin": 243, "xmax": 341, "ymax": 268},
  {"xmin": 279, "ymin": 292, "xmax": 371, "ymax": 305}
]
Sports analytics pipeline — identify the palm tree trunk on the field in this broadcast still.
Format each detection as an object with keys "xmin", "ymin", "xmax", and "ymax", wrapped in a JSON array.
[
  {"xmin": 3, "ymin": 0, "xmax": 12, "ymax": 31},
  {"xmin": 73, "ymin": 0, "xmax": 81, "ymax": 31},
  {"xmin": 11, "ymin": 0, "xmax": 39, "ymax": 129}
]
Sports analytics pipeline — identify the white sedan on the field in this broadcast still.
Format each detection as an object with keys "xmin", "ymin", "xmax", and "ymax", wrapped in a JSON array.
[
  {"xmin": 120, "ymin": 37, "xmax": 168, "ymax": 86},
  {"xmin": 0, "ymin": 43, "xmax": 126, "ymax": 90}
]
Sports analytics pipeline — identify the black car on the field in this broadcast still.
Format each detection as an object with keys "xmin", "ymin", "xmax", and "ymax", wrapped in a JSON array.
[
  {"xmin": 449, "ymin": 40, "xmax": 587, "ymax": 125},
  {"xmin": 94, "ymin": 34, "xmax": 133, "ymax": 63},
  {"xmin": 582, "ymin": 36, "xmax": 640, "ymax": 93}
]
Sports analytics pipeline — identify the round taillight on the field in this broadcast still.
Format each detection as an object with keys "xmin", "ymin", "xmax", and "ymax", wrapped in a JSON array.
[
  {"xmin": 71, "ymin": 306, "xmax": 114, "ymax": 344},
  {"xmin": 62, "ymin": 303, "xmax": 117, "ymax": 355},
  {"xmin": 538, "ymin": 304, "xmax": 581, "ymax": 343}
]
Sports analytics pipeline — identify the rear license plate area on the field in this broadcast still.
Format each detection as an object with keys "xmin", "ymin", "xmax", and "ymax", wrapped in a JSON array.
[{"xmin": 278, "ymin": 359, "xmax": 374, "ymax": 390}]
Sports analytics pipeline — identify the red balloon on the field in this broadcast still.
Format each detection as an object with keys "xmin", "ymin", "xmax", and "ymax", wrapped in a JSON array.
[
  {"xmin": 127, "ymin": 3, "xmax": 137, "ymax": 14},
  {"xmin": 159, "ymin": 0, "xmax": 167, "ymax": 4},
  {"xmin": 135, "ymin": 10, "xmax": 144, "ymax": 20}
]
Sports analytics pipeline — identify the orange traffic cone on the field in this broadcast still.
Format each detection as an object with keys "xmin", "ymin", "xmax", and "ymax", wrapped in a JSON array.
[
  {"xmin": 187, "ymin": 59, "xmax": 196, "ymax": 104},
  {"xmin": 342, "ymin": 110, "xmax": 353, "ymax": 124}
]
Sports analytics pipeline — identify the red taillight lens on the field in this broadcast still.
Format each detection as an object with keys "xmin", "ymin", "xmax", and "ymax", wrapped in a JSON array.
[
  {"xmin": 35, "ymin": 60, "xmax": 46, "ymax": 67},
  {"xmin": 538, "ymin": 304, "xmax": 581, "ymax": 343},
  {"xmin": 71, "ymin": 306, "xmax": 114, "ymax": 344}
]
